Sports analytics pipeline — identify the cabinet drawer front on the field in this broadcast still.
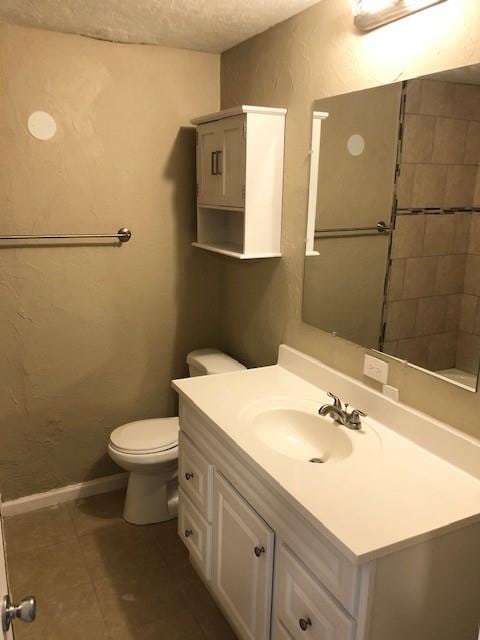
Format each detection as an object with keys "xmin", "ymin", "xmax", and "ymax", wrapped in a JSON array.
[
  {"xmin": 179, "ymin": 432, "xmax": 213, "ymax": 521},
  {"xmin": 213, "ymin": 472, "xmax": 274, "ymax": 640},
  {"xmin": 178, "ymin": 489, "xmax": 212, "ymax": 580},
  {"xmin": 276, "ymin": 545, "xmax": 356, "ymax": 640}
]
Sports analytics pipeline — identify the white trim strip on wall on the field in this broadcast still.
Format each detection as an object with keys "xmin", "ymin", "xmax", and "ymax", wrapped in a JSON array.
[{"xmin": 1, "ymin": 473, "xmax": 128, "ymax": 517}]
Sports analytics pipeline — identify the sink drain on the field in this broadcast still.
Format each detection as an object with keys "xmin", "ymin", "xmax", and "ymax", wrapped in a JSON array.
[{"xmin": 309, "ymin": 457, "xmax": 324, "ymax": 464}]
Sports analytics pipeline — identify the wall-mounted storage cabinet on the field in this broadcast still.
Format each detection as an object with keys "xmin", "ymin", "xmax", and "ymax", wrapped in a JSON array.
[{"xmin": 191, "ymin": 105, "xmax": 286, "ymax": 259}]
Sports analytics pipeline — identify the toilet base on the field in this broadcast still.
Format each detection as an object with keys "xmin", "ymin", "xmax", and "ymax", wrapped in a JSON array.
[{"xmin": 123, "ymin": 471, "xmax": 178, "ymax": 525}]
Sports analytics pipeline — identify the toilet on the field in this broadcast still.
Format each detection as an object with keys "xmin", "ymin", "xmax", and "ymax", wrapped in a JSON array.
[{"xmin": 108, "ymin": 348, "xmax": 245, "ymax": 525}]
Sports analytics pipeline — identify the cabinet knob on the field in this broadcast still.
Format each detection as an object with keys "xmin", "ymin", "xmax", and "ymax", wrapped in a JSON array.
[
  {"xmin": 299, "ymin": 617, "xmax": 312, "ymax": 631},
  {"xmin": 184, "ymin": 529, "xmax": 193, "ymax": 538},
  {"xmin": 254, "ymin": 545, "xmax": 265, "ymax": 557},
  {"xmin": 185, "ymin": 472, "xmax": 194, "ymax": 481}
]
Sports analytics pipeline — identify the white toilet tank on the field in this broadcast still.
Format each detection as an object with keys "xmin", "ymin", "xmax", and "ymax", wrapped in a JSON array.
[{"xmin": 186, "ymin": 348, "xmax": 246, "ymax": 377}]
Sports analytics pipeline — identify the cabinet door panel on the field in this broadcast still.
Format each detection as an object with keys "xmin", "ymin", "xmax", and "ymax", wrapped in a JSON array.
[
  {"xmin": 212, "ymin": 472, "xmax": 274, "ymax": 640},
  {"xmin": 197, "ymin": 122, "xmax": 221, "ymax": 206},
  {"xmin": 220, "ymin": 115, "xmax": 246, "ymax": 208}
]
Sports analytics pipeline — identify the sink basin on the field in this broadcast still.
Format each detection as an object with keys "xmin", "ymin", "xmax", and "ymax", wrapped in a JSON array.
[
  {"xmin": 251, "ymin": 408, "xmax": 353, "ymax": 463},
  {"xmin": 238, "ymin": 395, "xmax": 381, "ymax": 464}
]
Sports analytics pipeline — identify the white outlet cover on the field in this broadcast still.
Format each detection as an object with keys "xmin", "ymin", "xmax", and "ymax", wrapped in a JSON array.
[
  {"xmin": 27, "ymin": 111, "xmax": 57, "ymax": 141},
  {"xmin": 363, "ymin": 354, "xmax": 389, "ymax": 384}
]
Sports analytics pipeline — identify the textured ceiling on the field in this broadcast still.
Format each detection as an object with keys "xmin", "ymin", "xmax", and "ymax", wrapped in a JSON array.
[{"xmin": 0, "ymin": 0, "xmax": 321, "ymax": 52}]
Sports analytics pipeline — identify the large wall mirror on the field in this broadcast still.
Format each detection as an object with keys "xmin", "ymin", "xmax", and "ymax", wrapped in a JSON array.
[{"xmin": 303, "ymin": 64, "xmax": 480, "ymax": 392}]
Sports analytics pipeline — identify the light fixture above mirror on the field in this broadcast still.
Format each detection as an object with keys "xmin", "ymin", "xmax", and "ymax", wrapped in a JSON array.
[{"xmin": 353, "ymin": 0, "xmax": 447, "ymax": 31}]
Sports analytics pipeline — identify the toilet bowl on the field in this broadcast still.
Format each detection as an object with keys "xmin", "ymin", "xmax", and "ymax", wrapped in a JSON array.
[{"xmin": 108, "ymin": 349, "xmax": 245, "ymax": 525}]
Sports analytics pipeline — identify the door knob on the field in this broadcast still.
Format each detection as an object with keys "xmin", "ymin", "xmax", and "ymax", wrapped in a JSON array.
[
  {"xmin": 185, "ymin": 472, "xmax": 194, "ymax": 480},
  {"xmin": 2, "ymin": 595, "xmax": 36, "ymax": 631},
  {"xmin": 254, "ymin": 545, "xmax": 265, "ymax": 557},
  {"xmin": 185, "ymin": 529, "xmax": 193, "ymax": 538}
]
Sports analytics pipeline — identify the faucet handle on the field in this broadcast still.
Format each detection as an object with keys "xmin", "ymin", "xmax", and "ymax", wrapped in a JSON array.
[
  {"xmin": 346, "ymin": 407, "xmax": 367, "ymax": 429},
  {"xmin": 327, "ymin": 392, "xmax": 342, "ymax": 409}
]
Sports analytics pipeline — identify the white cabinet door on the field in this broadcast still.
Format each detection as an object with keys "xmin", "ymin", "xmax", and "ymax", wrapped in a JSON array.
[
  {"xmin": 219, "ymin": 115, "xmax": 246, "ymax": 209},
  {"xmin": 197, "ymin": 116, "xmax": 246, "ymax": 209},
  {"xmin": 212, "ymin": 472, "xmax": 274, "ymax": 640},
  {"xmin": 197, "ymin": 122, "xmax": 222, "ymax": 206}
]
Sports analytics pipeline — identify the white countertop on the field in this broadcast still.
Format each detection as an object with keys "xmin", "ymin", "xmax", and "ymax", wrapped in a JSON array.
[{"xmin": 173, "ymin": 346, "xmax": 480, "ymax": 562}]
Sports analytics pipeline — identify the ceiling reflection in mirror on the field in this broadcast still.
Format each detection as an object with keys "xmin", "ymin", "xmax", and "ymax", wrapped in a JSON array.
[{"xmin": 303, "ymin": 65, "xmax": 480, "ymax": 391}]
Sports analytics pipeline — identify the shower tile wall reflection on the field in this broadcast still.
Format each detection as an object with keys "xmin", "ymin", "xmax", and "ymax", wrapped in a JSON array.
[
  {"xmin": 384, "ymin": 76, "xmax": 480, "ymax": 383},
  {"xmin": 397, "ymin": 78, "xmax": 480, "ymax": 209}
]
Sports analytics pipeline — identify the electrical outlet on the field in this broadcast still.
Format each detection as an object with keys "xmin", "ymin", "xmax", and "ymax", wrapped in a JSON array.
[{"xmin": 363, "ymin": 354, "xmax": 389, "ymax": 384}]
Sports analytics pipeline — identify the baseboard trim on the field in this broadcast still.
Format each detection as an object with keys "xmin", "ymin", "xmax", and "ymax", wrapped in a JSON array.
[{"xmin": 1, "ymin": 473, "xmax": 128, "ymax": 517}]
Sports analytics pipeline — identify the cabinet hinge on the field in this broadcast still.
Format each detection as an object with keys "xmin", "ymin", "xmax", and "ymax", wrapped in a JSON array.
[
  {"xmin": 242, "ymin": 185, "xmax": 246, "ymax": 200},
  {"xmin": 243, "ymin": 122, "xmax": 247, "ymax": 138},
  {"xmin": 196, "ymin": 131, "xmax": 198, "ymax": 146},
  {"xmin": 196, "ymin": 183, "xmax": 199, "ymax": 196}
]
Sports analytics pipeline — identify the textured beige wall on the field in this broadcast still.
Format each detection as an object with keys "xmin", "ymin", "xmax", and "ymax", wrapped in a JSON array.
[
  {"xmin": 220, "ymin": 0, "xmax": 480, "ymax": 438},
  {"xmin": 0, "ymin": 24, "xmax": 220, "ymax": 498}
]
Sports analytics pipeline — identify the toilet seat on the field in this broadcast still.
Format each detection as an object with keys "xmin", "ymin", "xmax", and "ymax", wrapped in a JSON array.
[{"xmin": 109, "ymin": 417, "xmax": 179, "ymax": 455}]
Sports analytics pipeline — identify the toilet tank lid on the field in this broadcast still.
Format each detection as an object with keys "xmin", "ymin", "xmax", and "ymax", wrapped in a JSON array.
[{"xmin": 187, "ymin": 348, "xmax": 246, "ymax": 374}]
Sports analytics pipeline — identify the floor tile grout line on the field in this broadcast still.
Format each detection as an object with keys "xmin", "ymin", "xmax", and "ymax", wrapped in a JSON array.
[
  {"xmin": 88, "ymin": 577, "xmax": 114, "ymax": 640},
  {"xmin": 64, "ymin": 499, "xmax": 83, "ymax": 542},
  {"xmin": 65, "ymin": 498, "xmax": 121, "ymax": 640}
]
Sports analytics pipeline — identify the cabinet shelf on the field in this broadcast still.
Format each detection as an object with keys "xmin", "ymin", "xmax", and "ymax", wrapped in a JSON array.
[
  {"xmin": 192, "ymin": 105, "xmax": 286, "ymax": 260},
  {"xmin": 192, "ymin": 242, "xmax": 281, "ymax": 260}
]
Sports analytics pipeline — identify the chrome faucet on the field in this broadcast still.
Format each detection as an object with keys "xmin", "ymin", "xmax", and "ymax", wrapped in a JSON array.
[{"xmin": 319, "ymin": 392, "xmax": 367, "ymax": 430}]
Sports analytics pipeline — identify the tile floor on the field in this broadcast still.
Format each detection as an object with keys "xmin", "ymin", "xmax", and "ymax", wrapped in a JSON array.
[{"xmin": 4, "ymin": 491, "xmax": 237, "ymax": 640}]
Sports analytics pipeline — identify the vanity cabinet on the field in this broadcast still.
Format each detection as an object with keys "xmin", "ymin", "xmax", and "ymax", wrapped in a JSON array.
[
  {"xmin": 177, "ymin": 400, "xmax": 480, "ymax": 640},
  {"xmin": 191, "ymin": 105, "xmax": 286, "ymax": 259},
  {"xmin": 178, "ymin": 425, "xmax": 361, "ymax": 640}
]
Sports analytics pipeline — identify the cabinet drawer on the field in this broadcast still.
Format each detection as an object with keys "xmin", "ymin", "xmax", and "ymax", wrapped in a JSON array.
[
  {"xmin": 275, "ymin": 544, "xmax": 356, "ymax": 640},
  {"xmin": 178, "ymin": 489, "xmax": 212, "ymax": 580},
  {"xmin": 179, "ymin": 432, "xmax": 213, "ymax": 521}
]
